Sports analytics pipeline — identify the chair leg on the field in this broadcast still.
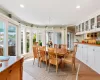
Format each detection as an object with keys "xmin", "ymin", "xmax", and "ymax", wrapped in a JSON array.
[
  {"xmin": 46, "ymin": 60, "xmax": 47, "ymax": 70},
  {"xmin": 40, "ymin": 60, "xmax": 41, "ymax": 68},
  {"xmin": 72, "ymin": 64, "xmax": 74, "ymax": 73},
  {"xmin": 73, "ymin": 62, "xmax": 76, "ymax": 70},
  {"xmin": 33, "ymin": 58, "xmax": 35, "ymax": 65},
  {"xmin": 38, "ymin": 57, "xmax": 40, "ymax": 67},
  {"xmin": 48, "ymin": 63, "xmax": 50, "ymax": 73},
  {"xmin": 56, "ymin": 65, "xmax": 58, "ymax": 74}
]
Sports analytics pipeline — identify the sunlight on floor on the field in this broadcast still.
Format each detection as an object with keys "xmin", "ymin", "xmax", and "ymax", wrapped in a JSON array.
[{"xmin": 23, "ymin": 71, "xmax": 35, "ymax": 80}]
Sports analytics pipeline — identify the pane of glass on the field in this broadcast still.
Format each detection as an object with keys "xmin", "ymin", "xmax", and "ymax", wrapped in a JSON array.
[
  {"xmin": 26, "ymin": 32, "xmax": 29, "ymax": 53},
  {"xmin": 97, "ymin": 15, "xmax": 100, "ymax": 28},
  {"xmin": 8, "ymin": 24, "xmax": 16, "ymax": 56},
  {"xmin": 0, "ymin": 21, "xmax": 4, "ymax": 56}
]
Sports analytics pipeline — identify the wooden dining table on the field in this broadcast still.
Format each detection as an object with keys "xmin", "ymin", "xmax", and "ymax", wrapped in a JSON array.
[{"xmin": 38, "ymin": 46, "xmax": 67, "ymax": 69}]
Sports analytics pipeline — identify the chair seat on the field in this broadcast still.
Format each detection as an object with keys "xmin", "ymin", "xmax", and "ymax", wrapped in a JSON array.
[
  {"xmin": 40, "ymin": 56, "xmax": 47, "ymax": 62},
  {"xmin": 63, "ymin": 57, "xmax": 72, "ymax": 64},
  {"xmin": 49, "ymin": 58, "xmax": 61, "ymax": 65}
]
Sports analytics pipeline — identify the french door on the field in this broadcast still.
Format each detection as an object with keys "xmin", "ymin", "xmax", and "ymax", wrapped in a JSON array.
[
  {"xmin": 8, "ymin": 23, "xmax": 17, "ymax": 56},
  {"xmin": 0, "ymin": 19, "xmax": 5, "ymax": 56},
  {"xmin": 0, "ymin": 17, "xmax": 18, "ymax": 56}
]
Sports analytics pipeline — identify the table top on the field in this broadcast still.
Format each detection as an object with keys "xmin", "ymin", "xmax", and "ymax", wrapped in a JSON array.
[
  {"xmin": 43, "ymin": 47, "xmax": 66, "ymax": 56},
  {"xmin": 0, "ymin": 56, "xmax": 23, "ymax": 72}
]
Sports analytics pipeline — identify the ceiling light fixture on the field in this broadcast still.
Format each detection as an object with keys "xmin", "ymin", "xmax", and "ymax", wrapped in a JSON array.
[
  {"xmin": 76, "ymin": 5, "xmax": 80, "ymax": 9},
  {"xmin": 20, "ymin": 4, "xmax": 24, "ymax": 8}
]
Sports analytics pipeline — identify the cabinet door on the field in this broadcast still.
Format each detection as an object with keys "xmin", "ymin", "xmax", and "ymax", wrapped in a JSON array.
[
  {"xmin": 94, "ymin": 47, "xmax": 100, "ymax": 74},
  {"xmin": 76, "ymin": 44, "xmax": 80, "ymax": 59},
  {"xmin": 7, "ymin": 67, "xmax": 21, "ymax": 80},
  {"xmin": 76, "ymin": 44, "xmax": 82, "ymax": 61},
  {"xmin": 82, "ymin": 45, "xmax": 88, "ymax": 64},
  {"xmin": 87, "ymin": 46, "xmax": 95, "ymax": 69}
]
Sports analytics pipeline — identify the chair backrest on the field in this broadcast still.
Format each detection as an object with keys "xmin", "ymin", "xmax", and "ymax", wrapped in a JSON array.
[
  {"xmin": 33, "ymin": 46, "xmax": 38, "ymax": 58},
  {"xmin": 61, "ymin": 44, "xmax": 66, "ymax": 49},
  {"xmin": 48, "ymin": 48, "xmax": 55, "ymax": 59},
  {"xmin": 39, "ymin": 46, "xmax": 46, "ymax": 57},
  {"xmin": 54, "ymin": 44, "xmax": 58, "ymax": 48},
  {"xmin": 34, "ymin": 42, "xmax": 38, "ymax": 46}
]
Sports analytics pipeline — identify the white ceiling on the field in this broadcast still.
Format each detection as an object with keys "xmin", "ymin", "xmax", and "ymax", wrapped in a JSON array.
[{"xmin": 0, "ymin": 0, "xmax": 100, "ymax": 25}]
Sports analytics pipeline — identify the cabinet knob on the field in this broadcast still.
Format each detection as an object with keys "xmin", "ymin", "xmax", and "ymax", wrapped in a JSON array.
[{"xmin": 9, "ymin": 70, "xmax": 12, "ymax": 73}]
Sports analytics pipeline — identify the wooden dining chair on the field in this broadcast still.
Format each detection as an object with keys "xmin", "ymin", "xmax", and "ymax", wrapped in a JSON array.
[
  {"xmin": 54, "ymin": 44, "xmax": 58, "ymax": 48},
  {"xmin": 62, "ymin": 45, "xmax": 77, "ymax": 72},
  {"xmin": 34, "ymin": 42, "xmax": 38, "ymax": 46},
  {"xmin": 33, "ymin": 46, "xmax": 39, "ymax": 66},
  {"xmin": 61, "ymin": 44, "xmax": 66, "ymax": 49},
  {"xmin": 39, "ymin": 46, "xmax": 47, "ymax": 69},
  {"xmin": 48, "ymin": 48, "xmax": 61, "ymax": 73}
]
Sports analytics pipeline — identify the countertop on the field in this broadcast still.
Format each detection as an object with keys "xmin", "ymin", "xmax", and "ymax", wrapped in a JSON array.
[
  {"xmin": 0, "ymin": 56, "xmax": 23, "ymax": 72},
  {"xmin": 74, "ymin": 42, "xmax": 100, "ymax": 47}
]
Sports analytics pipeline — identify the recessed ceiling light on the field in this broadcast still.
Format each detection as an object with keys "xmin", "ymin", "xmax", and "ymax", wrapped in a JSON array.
[
  {"xmin": 76, "ymin": 5, "xmax": 80, "ymax": 9},
  {"xmin": 20, "ymin": 4, "xmax": 24, "ymax": 8}
]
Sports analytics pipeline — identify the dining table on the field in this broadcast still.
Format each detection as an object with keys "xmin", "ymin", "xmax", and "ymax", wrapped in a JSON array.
[{"xmin": 38, "ymin": 46, "xmax": 68, "ymax": 69}]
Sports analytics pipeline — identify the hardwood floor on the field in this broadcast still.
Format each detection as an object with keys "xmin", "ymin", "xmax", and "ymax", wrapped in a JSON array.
[{"xmin": 76, "ymin": 59, "xmax": 100, "ymax": 80}]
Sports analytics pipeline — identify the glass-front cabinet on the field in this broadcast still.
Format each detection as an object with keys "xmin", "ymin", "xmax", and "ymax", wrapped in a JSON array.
[
  {"xmin": 97, "ymin": 15, "xmax": 100, "ymax": 28},
  {"xmin": 90, "ymin": 18, "xmax": 95, "ymax": 30},
  {"xmin": 82, "ymin": 23, "xmax": 84, "ymax": 31},
  {"xmin": 75, "ymin": 14, "xmax": 100, "ymax": 35},
  {"xmin": 85, "ymin": 21, "xmax": 89, "ymax": 31},
  {"xmin": 79, "ymin": 24, "xmax": 81, "ymax": 32}
]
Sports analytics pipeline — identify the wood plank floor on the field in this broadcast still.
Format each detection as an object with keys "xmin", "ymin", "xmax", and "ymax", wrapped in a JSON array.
[{"xmin": 76, "ymin": 59, "xmax": 100, "ymax": 80}]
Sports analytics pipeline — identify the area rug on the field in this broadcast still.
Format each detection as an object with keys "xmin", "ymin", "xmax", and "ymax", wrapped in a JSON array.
[{"xmin": 23, "ymin": 59, "xmax": 78, "ymax": 80}]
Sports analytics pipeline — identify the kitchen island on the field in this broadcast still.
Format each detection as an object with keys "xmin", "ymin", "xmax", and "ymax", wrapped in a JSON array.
[
  {"xmin": 0, "ymin": 56, "xmax": 24, "ymax": 80},
  {"xmin": 74, "ymin": 42, "xmax": 100, "ymax": 74}
]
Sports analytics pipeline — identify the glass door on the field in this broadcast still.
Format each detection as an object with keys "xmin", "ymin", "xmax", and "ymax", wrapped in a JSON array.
[
  {"xmin": 0, "ymin": 20, "xmax": 5, "ymax": 56},
  {"xmin": 8, "ymin": 23, "xmax": 17, "ymax": 56}
]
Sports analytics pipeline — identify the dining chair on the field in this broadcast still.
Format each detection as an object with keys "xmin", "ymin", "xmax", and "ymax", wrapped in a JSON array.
[
  {"xmin": 33, "ymin": 46, "xmax": 39, "ymax": 66},
  {"xmin": 48, "ymin": 48, "xmax": 61, "ymax": 73},
  {"xmin": 61, "ymin": 44, "xmax": 66, "ymax": 49},
  {"xmin": 34, "ymin": 42, "xmax": 38, "ymax": 46},
  {"xmin": 62, "ymin": 45, "xmax": 77, "ymax": 72},
  {"xmin": 54, "ymin": 44, "xmax": 58, "ymax": 48},
  {"xmin": 39, "ymin": 46, "xmax": 47, "ymax": 69}
]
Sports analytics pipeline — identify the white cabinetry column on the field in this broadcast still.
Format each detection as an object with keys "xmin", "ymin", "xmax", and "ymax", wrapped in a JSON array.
[
  {"xmin": 17, "ymin": 24, "xmax": 21, "ymax": 56},
  {"xmin": 4, "ymin": 22, "xmax": 8, "ymax": 56},
  {"xmin": 61, "ymin": 28, "xmax": 64, "ymax": 44},
  {"xmin": 36, "ymin": 28, "xmax": 38, "ymax": 42},
  {"xmin": 42, "ymin": 30, "xmax": 46, "ymax": 46},
  {"xmin": 29, "ymin": 28, "xmax": 33, "ymax": 54},
  {"xmin": 65, "ymin": 27, "xmax": 67, "ymax": 48},
  {"xmin": 23, "ymin": 27, "xmax": 27, "ymax": 54}
]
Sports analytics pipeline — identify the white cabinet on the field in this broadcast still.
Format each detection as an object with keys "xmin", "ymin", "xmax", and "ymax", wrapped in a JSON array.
[
  {"xmin": 87, "ymin": 46, "xmax": 95, "ymax": 69},
  {"xmin": 82, "ymin": 45, "xmax": 88, "ymax": 64},
  {"xmin": 94, "ymin": 47, "xmax": 100, "ymax": 74},
  {"xmin": 76, "ymin": 44, "xmax": 100, "ymax": 74},
  {"xmin": 76, "ymin": 44, "xmax": 83, "ymax": 61}
]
